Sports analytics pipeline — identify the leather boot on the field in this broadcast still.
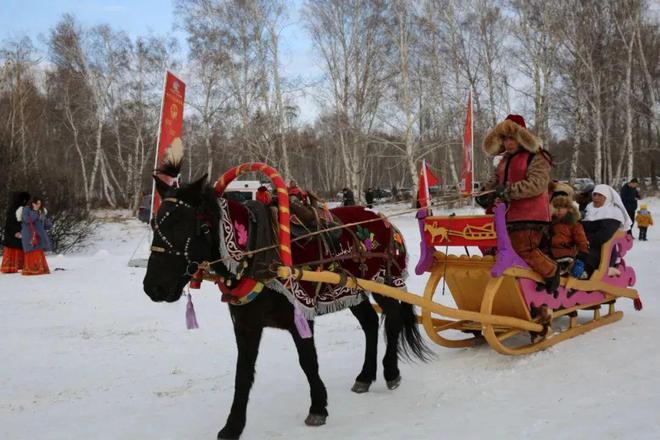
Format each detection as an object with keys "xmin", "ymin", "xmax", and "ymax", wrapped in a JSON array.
[{"xmin": 543, "ymin": 268, "xmax": 560, "ymax": 294}]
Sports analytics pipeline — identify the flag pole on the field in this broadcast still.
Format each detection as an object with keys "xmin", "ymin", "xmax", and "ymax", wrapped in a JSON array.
[
  {"xmin": 470, "ymin": 90, "xmax": 475, "ymax": 206},
  {"xmin": 149, "ymin": 70, "xmax": 169, "ymax": 223},
  {"xmin": 422, "ymin": 159, "xmax": 430, "ymax": 206}
]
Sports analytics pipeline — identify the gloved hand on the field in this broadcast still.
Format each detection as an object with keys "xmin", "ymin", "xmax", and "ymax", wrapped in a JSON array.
[
  {"xmin": 494, "ymin": 184, "xmax": 509, "ymax": 201},
  {"xmin": 571, "ymin": 259, "xmax": 585, "ymax": 278},
  {"xmin": 475, "ymin": 192, "xmax": 497, "ymax": 209}
]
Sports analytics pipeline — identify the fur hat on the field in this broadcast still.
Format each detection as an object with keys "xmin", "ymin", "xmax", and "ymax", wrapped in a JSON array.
[
  {"xmin": 552, "ymin": 195, "xmax": 573, "ymax": 209},
  {"xmin": 482, "ymin": 114, "xmax": 541, "ymax": 156},
  {"xmin": 552, "ymin": 195, "xmax": 580, "ymax": 220},
  {"xmin": 550, "ymin": 181, "xmax": 575, "ymax": 201},
  {"xmin": 640, "ymin": 204, "xmax": 648, "ymax": 210}
]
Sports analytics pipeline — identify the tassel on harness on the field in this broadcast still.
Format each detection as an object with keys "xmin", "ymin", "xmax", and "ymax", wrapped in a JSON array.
[{"xmin": 186, "ymin": 292, "xmax": 199, "ymax": 329}]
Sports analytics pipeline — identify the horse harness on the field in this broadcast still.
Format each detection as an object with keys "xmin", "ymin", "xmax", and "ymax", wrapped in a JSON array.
[{"xmin": 150, "ymin": 197, "xmax": 213, "ymax": 275}]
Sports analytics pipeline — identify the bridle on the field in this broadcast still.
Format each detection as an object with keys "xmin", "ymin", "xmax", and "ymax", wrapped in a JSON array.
[{"xmin": 150, "ymin": 197, "xmax": 213, "ymax": 276}]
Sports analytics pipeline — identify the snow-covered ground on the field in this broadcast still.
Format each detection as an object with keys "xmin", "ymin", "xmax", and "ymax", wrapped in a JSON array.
[{"xmin": 2, "ymin": 199, "xmax": 660, "ymax": 440}]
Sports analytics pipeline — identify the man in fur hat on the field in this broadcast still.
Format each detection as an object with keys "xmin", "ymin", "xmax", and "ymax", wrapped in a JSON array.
[{"xmin": 481, "ymin": 114, "xmax": 559, "ymax": 292}]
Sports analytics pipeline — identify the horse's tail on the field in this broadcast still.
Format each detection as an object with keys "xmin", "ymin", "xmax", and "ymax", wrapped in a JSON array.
[{"xmin": 398, "ymin": 302, "xmax": 433, "ymax": 362}]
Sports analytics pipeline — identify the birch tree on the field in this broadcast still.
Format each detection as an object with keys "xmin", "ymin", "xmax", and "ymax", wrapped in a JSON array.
[{"xmin": 304, "ymin": 0, "xmax": 389, "ymax": 200}]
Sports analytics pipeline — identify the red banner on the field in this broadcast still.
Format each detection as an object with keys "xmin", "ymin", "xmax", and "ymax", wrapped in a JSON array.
[
  {"xmin": 422, "ymin": 215, "xmax": 497, "ymax": 247},
  {"xmin": 418, "ymin": 160, "xmax": 440, "ymax": 208},
  {"xmin": 151, "ymin": 71, "xmax": 186, "ymax": 217},
  {"xmin": 460, "ymin": 91, "xmax": 473, "ymax": 196}
]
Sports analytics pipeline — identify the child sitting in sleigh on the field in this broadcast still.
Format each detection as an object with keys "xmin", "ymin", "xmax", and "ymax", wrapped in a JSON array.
[{"xmin": 549, "ymin": 195, "xmax": 589, "ymax": 278}]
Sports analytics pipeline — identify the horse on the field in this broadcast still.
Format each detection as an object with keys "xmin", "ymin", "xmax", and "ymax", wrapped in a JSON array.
[{"xmin": 143, "ymin": 168, "xmax": 429, "ymax": 439}]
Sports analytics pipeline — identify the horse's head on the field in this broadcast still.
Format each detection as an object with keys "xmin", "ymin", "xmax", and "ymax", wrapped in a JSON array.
[{"xmin": 143, "ymin": 174, "xmax": 221, "ymax": 302}]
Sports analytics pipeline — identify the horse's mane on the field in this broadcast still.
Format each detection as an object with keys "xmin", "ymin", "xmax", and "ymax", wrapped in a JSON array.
[
  {"xmin": 176, "ymin": 182, "xmax": 220, "ymax": 220},
  {"xmin": 200, "ymin": 184, "xmax": 221, "ymax": 220}
]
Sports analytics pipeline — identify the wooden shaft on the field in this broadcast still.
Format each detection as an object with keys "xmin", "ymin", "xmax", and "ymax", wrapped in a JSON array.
[{"xmin": 277, "ymin": 267, "xmax": 544, "ymax": 333}]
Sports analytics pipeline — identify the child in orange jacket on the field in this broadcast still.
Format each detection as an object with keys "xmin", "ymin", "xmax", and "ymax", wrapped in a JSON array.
[
  {"xmin": 635, "ymin": 204, "xmax": 653, "ymax": 241},
  {"xmin": 550, "ymin": 195, "xmax": 589, "ymax": 275}
]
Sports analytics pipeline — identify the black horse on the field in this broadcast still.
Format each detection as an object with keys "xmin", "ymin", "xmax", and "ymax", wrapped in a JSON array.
[{"xmin": 143, "ymin": 173, "xmax": 429, "ymax": 439}]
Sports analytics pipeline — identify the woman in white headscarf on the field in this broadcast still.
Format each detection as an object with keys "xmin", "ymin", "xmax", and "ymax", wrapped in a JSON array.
[{"xmin": 578, "ymin": 184, "xmax": 632, "ymax": 276}]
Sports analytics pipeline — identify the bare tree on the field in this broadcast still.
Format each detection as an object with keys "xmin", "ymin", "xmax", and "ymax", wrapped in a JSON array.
[{"xmin": 304, "ymin": 0, "xmax": 389, "ymax": 201}]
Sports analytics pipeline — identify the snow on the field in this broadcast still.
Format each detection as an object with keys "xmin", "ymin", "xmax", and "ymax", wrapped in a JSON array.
[{"xmin": 2, "ymin": 199, "xmax": 660, "ymax": 440}]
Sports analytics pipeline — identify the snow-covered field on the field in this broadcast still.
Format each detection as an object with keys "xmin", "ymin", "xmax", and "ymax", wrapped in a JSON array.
[{"xmin": 2, "ymin": 200, "xmax": 660, "ymax": 440}]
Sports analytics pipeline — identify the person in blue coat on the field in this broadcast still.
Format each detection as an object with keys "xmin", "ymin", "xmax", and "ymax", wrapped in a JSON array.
[{"xmin": 20, "ymin": 197, "xmax": 52, "ymax": 275}]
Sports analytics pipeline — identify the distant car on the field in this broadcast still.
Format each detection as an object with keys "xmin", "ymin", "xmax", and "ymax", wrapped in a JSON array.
[
  {"xmin": 429, "ymin": 185, "xmax": 442, "ymax": 196},
  {"xmin": 398, "ymin": 187, "xmax": 413, "ymax": 199},
  {"xmin": 573, "ymin": 178, "xmax": 595, "ymax": 193},
  {"xmin": 225, "ymin": 180, "xmax": 269, "ymax": 202},
  {"xmin": 373, "ymin": 188, "xmax": 392, "ymax": 200}
]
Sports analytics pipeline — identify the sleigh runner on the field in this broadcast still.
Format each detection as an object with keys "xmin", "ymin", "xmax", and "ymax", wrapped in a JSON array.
[{"xmin": 193, "ymin": 162, "xmax": 641, "ymax": 356}]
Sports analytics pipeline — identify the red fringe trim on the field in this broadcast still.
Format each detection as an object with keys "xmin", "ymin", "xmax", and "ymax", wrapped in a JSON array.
[
  {"xmin": 22, "ymin": 250, "xmax": 50, "ymax": 276},
  {"xmin": 1, "ymin": 247, "xmax": 24, "ymax": 273}
]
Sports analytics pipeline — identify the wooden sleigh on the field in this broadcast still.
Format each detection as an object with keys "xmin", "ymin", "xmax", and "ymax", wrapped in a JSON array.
[
  {"xmin": 413, "ymin": 203, "xmax": 640, "ymax": 354},
  {"xmin": 207, "ymin": 163, "xmax": 641, "ymax": 355}
]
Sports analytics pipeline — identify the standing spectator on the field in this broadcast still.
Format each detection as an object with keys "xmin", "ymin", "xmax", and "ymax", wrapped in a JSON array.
[
  {"xmin": 138, "ymin": 191, "xmax": 152, "ymax": 223},
  {"xmin": 635, "ymin": 203, "xmax": 653, "ymax": 241},
  {"xmin": 391, "ymin": 185, "xmax": 399, "ymax": 201},
  {"xmin": 1, "ymin": 192, "xmax": 30, "ymax": 274},
  {"xmin": 620, "ymin": 178, "xmax": 641, "ymax": 234},
  {"xmin": 20, "ymin": 197, "xmax": 52, "ymax": 276},
  {"xmin": 364, "ymin": 187, "xmax": 375, "ymax": 208},
  {"xmin": 342, "ymin": 188, "xmax": 355, "ymax": 206}
]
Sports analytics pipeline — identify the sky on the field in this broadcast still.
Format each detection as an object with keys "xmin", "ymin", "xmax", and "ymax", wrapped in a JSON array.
[{"xmin": 1, "ymin": 0, "xmax": 323, "ymax": 120}]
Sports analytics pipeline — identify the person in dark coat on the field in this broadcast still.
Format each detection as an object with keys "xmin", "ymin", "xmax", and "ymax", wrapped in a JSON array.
[
  {"xmin": 342, "ymin": 188, "xmax": 355, "ymax": 206},
  {"xmin": 364, "ymin": 187, "xmax": 374, "ymax": 208},
  {"xmin": 255, "ymin": 185, "xmax": 272, "ymax": 205},
  {"xmin": 620, "ymin": 178, "xmax": 640, "ymax": 233},
  {"xmin": 20, "ymin": 197, "xmax": 52, "ymax": 276},
  {"xmin": 288, "ymin": 180, "xmax": 308, "ymax": 205},
  {"xmin": 1, "ymin": 191, "xmax": 30, "ymax": 273}
]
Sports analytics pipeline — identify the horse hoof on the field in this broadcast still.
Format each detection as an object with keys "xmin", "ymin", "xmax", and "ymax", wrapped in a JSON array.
[
  {"xmin": 386, "ymin": 376, "xmax": 401, "ymax": 390},
  {"xmin": 218, "ymin": 425, "xmax": 242, "ymax": 439},
  {"xmin": 304, "ymin": 413, "xmax": 327, "ymax": 426},
  {"xmin": 351, "ymin": 381, "xmax": 371, "ymax": 393}
]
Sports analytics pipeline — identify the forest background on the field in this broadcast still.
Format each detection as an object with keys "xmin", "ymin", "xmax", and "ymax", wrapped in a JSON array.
[{"xmin": 1, "ymin": 0, "xmax": 659, "ymax": 236}]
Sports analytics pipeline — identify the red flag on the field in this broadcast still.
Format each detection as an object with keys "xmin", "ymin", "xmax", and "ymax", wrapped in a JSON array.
[
  {"xmin": 150, "ymin": 71, "xmax": 186, "ymax": 219},
  {"xmin": 460, "ymin": 91, "xmax": 473, "ymax": 196},
  {"xmin": 418, "ymin": 160, "xmax": 440, "ymax": 208}
]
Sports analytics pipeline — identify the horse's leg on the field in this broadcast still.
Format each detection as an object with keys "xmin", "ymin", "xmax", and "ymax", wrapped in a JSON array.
[
  {"xmin": 218, "ymin": 320, "xmax": 263, "ymax": 440},
  {"xmin": 372, "ymin": 293, "xmax": 403, "ymax": 390},
  {"xmin": 289, "ymin": 321, "xmax": 329, "ymax": 426},
  {"xmin": 348, "ymin": 299, "xmax": 379, "ymax": 393}
]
